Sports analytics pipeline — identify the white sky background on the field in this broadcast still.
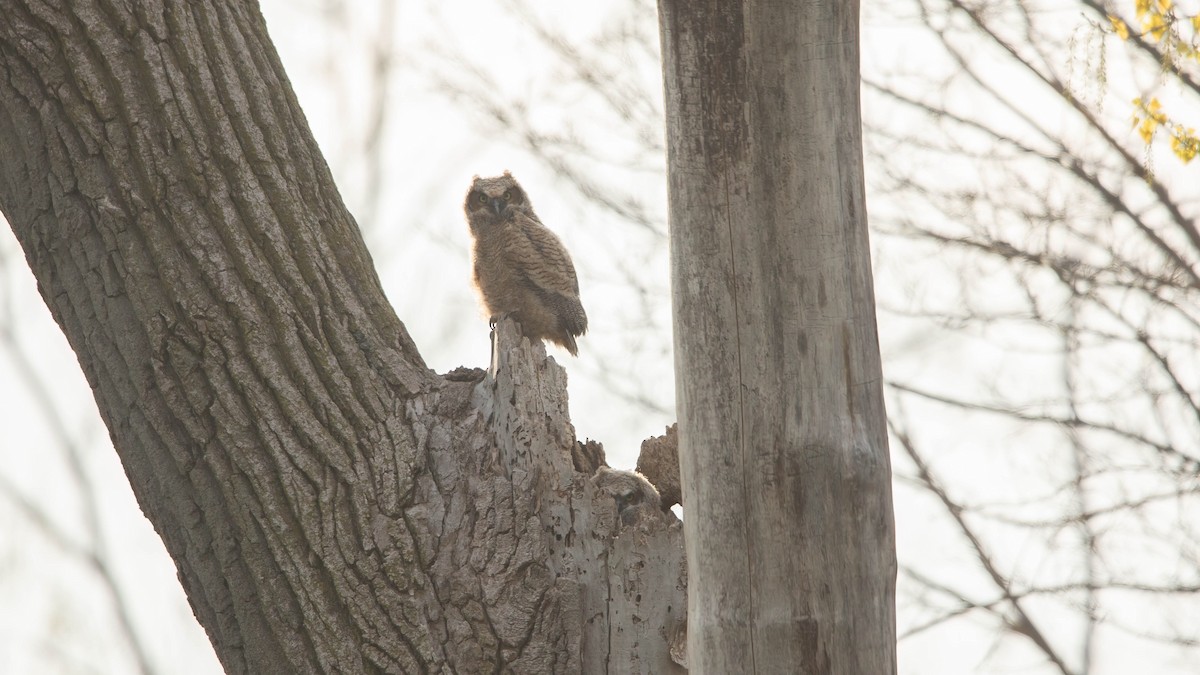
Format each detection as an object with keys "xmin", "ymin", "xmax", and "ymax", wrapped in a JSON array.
[{"xmin": 1, "ymin": 0, "xmax": 1198, "ymax": 673}]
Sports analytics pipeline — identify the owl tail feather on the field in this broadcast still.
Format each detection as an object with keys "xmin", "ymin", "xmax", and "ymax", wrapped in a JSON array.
[{"xmin": 560, "ymin": 333, "xmax": 579, "ymax": 357}]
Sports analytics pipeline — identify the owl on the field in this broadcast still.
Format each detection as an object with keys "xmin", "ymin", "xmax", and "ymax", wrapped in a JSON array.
[
  {"xmin": 464, "ymin": 172, "xmax": 587, "ymax": 355},
  {"xmin": 592, "ymin": 466, "xmax": 662, "ymax": 527}
]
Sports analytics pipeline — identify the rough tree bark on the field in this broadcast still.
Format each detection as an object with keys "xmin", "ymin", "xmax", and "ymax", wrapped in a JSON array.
[
  {"xmin": 0, "ymin": 2, "xmax": 684, "ymax": 673},
  {"xmin": 659, "ymin": 1, "xmax": 897, "ymax": 673}
]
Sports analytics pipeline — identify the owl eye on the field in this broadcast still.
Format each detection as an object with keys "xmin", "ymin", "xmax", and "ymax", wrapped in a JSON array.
[
  {"xmin": 502, "ymin": 190, "xmax": 512, "ymax": 202},
  {"xmin": 475, "ymin": 192, "xmax": 487, "ymax": 204}
]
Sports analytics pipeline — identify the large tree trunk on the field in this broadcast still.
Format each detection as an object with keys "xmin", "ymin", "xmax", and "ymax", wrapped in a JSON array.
[
  {"xmin": 0, "ymin": 2, "xmax": 683, "ymax": 672},
  {"xmin": 658, "ymin": 1, "xmax": 897, "ymax": 672}
]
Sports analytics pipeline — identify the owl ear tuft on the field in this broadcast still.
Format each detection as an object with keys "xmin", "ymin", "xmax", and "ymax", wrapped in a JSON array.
[{"xmin": 502, "ymin": 170, "xmax": 512, "ymax": 177}]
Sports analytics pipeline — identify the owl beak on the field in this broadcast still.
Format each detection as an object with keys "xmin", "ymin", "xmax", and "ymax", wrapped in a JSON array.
[{"xmin": 490, "ymin": 198, "xmax": 506, "ymax": 216}]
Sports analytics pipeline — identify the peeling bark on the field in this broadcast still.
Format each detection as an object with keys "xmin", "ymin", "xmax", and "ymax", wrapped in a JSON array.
[
  {"xmin": 0, "ymin": 2, "xmax": 685, "ymax": 672},
  {"xmin": 426, "ymin": 320, "xmax": 687, "ymax": 673},
  {"xmin": 637, "ymin": 424, "xmax": 681, "ymax": 511}
]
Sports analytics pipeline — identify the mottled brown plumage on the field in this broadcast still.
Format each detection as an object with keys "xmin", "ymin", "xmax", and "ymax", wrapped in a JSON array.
[
  {"xmin": 592, "ymin": 466, "xmax": 662, "ymax": 528},
  {"xmin": 464, "ymin": 172, "xmax": 587, "ymax": 355}
]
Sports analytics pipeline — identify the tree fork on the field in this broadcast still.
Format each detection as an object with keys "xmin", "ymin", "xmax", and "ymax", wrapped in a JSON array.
[{"xmin": 1, "ymin": 2, "xmax": 685, "ymax": 672}]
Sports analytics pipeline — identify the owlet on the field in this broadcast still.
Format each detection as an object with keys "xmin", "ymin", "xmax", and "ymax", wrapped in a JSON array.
[{"xmin": 464, "ymin": 172, "xmax": 588, "ymax": 355}]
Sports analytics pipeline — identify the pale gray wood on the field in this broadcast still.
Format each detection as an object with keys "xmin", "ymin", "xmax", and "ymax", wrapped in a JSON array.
[
  {"xmin": 0, "ymin": 3, "xmax": 686, "ymax": 672},
  {"xmin": 658, "ymin": 1, "xmax": 898, "ymax": 673},
  {"xmin": 481, "ymin": 320, "xmax": 688, "ymax": 675}
]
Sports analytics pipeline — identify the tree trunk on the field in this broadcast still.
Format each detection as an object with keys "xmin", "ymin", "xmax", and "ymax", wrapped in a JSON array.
[
  {"xmin": 658, "ymin": 1, "xmax": 897, "ymax": 673},
  {"xmin": 0, "ymin": 2, "xmax": 684, "ymax": 672}
]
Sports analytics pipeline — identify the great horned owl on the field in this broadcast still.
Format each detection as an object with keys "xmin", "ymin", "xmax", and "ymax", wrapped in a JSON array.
[
  {"xmin": 592, "ymin": 466, "xmax": 662, "ymax": 527},
  {"xmin": 464, "ymin": 172, "xmax": 587, "ymax": 355}
]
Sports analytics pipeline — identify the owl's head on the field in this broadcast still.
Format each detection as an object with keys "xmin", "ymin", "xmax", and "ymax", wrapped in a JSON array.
[{"xmin": 465, "ymin": 171, "xmax": 530, "ymax": 229}]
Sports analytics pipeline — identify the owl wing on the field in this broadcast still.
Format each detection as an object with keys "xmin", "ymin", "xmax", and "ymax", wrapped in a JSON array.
[{"xmin": 509, "ymin": 214, "xmax": 588, "ymax": 336}]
